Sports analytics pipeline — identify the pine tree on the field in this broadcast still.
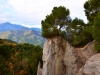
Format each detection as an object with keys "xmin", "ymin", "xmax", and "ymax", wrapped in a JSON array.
[
  {"xmin": 84, "ymin": 0, "xmax": 100, "ymax": 26},
  {"xmin": 41, "ymin": 6, "xmax": 71, "ymax": 38},
  {"xmin": 93, "ymin": 12, "xmax": 100, "ymax": 52}
]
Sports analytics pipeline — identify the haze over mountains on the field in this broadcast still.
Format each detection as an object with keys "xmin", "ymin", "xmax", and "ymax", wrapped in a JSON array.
[{"xmin": 0, "ymin": 22, "xmax": 45, "ymax": 46}]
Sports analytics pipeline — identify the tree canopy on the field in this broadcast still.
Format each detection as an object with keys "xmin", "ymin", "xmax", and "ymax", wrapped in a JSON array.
[
  {"xmin": 66, "ymin": 18, "xmax": 85, "ymax": 43},
  {"xmin": 84, "ymin": 0, "xmax": 100, "ymax": 26},
  {"xmin": 0, "ymin": 42, "xmax": 43, "ymax": 75},
  {"xmin": 41, "ymin": 6, "xmax": 71, "ymax": 38},
  {"xmin": 93, "ymin": 12, "xmax": 100, "ymax": 52}
]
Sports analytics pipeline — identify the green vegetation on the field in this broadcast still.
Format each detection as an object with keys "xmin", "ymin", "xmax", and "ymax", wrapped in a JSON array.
[
  {"xmin": 0, "ymin": 39, "xmax": 17, "ymax": 44},
  {"xmin": 84, "ymin": 0, "xmax": 100, "ymax": 26},
  {"xmin": 0, "ymin": 39, "xmax": 42, "ymax": 75},
  {"xmin": 66, "ymin": 17, "xmax": 87, "ymax": 46},
  {"xmin": 93, "ymin": 12, "xmax": 100, "ymax": 52},
  {"xmin": 84, "ymin": 0, "xmax": 100, "ymax": 51},
  {"xmin": 41, "ymin": 6, "xmax": 71, "ymax": 38}
]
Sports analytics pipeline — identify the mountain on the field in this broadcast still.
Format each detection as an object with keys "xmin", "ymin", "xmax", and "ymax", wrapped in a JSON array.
[
  {"xmin": 0, "ymin": 22, "xmax": 44, "ymax": 46},
  {"xmin": 0, "ymin": 30, "xmax": 45, "ymax": 46},
  {"xmin": 0, "ymin": 22, "xmax": 41, "ymax": 32},
  {"xmin": 0, "ymin": 22, "xmax": 29, "ymax": 32},
  {"xmin": 31, "ymin": 28, "xmax": 41, "ymax": 32}
]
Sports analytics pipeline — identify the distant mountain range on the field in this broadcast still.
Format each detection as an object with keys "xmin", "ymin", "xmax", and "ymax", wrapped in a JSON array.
[
  {"xmin": 0, "ymin": 22, "xmax": 44, "ymax": 46},
  {"xmin": 0, "ymin": 22, "xmax": 41, "ymax": 32}
]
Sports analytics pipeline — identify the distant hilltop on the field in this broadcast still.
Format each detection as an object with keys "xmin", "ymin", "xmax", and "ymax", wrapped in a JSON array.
[{"xmin": 0, "ymin": 22, "xmax": 41, "ymax": 32}]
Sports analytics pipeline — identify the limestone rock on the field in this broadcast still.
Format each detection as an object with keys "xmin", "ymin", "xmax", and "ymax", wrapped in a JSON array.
[
  {"xmin": 77, "ymin": 53, "xmax": 100, "ymax": 75},
  {"xmin": 78, "ymin": 41, "xmax": 97, "ymax": 64},
  {"xmin": 64, "ymin": 40, "xmax": 97, "ymax": 75},
  {"xmin": 37, "ymin": 62, "xmax": 42, "ymax": 75},
  {"xmin": 39, "ymin": 36, "xmax": 97, "ymax": 75}
]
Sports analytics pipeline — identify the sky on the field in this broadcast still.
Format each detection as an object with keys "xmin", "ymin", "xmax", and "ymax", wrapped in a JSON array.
[{"xmin": 0, "ymin": 0, "xmax": 88, "ymax": 28}]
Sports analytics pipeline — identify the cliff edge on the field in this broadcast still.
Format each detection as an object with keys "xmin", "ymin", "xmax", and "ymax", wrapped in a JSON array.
[{"xmin": 37, "ymin": 36, "xmax": 97, "ymax": 75}]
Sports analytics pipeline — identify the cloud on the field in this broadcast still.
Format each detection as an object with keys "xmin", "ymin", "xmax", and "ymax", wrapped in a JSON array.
[{"xmin": 0, "ymin": 0, "xmax": 88, "ymax": 28}]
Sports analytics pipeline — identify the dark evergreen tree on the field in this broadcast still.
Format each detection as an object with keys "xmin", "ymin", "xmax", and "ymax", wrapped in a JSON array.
[
  {"xmin": 84, "ymin": 0, "xmax": 100, "ymax": 26},
  {"xmin": 66, "ymin": 17, "xmax": 92, "ymax": 46},
  {"xmin": 41, "ymin": 6, "xmax": 71, "ymax": 38},
  {"xmin": 93, "ymin": 12, "xmax": 100, "ymax": 52},
  {"xmin": 80, "ymin": 0, "xmax": 100, "ymax": 45},
  {"xmin": 67, "ymin": 18, "xmax": 85, "ymax": 43}
]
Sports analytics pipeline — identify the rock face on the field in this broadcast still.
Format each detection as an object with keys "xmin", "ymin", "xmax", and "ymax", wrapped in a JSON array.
[
  {"xmin": 37, "ymin": 37, "xmax": 97, "ymax": 75},
  {"xmin": 37, "ymin": 62, "xmax": 42, "ymax": 75},
  {"xmin": 76, "ymin": 53, "xmax": 100, "ymax": 75}
]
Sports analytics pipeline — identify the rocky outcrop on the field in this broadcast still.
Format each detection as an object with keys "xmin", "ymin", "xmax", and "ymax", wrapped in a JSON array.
[
  {"xmin": 76, "ymin": 53, "xmax": 100, "ymax": 75},
  {"xmin": 37, "ymin": 62, "xmax": 42, "ymax": 75},
  {"xmin": 37, "ymin": 36, "xmax": 97, "ymax": 75}
]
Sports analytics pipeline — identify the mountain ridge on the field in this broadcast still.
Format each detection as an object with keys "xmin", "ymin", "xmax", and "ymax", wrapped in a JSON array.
[{"xmin": 0, "ymin": 22, "xmax": 41, "ymax": 32}]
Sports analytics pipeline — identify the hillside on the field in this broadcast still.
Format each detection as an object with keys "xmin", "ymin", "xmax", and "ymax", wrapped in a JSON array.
[
  {"xmin": 0, "ymin": 38, "xmax": 17, "ymax": 44},
  {"xmin": 0, "ymin": 30, "xmax": 45, "ymax": 46},
  {"xmin": 0, "ymin": 39, "xmax": 43, "ymax": 75}
]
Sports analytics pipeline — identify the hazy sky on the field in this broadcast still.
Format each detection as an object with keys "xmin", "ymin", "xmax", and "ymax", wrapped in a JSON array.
[{"xmin": 0, "ymin": 0, "xmax": 88, "ymax": 28}]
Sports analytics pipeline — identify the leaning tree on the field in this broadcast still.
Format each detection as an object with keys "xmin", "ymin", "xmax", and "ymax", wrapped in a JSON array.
[{"xmin": 41, "ymin": 6, "xmax": 71, "ymax": 38}]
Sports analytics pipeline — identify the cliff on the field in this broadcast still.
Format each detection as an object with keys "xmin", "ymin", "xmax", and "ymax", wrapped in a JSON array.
[{"xmin": 37, "ymin": 36, "xmax": 97, "ymax": 75}]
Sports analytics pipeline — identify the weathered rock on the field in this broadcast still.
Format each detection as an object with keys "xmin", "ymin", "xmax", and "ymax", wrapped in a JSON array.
[
  {"xmin": 63, "ymin": 40, "xmax": 96, "ymax": 75},
  {"xmin": 37, "ymin": 62, "xmax": 42, "ymax": 75},
  {"xmin": 78, "ymin": 41, "xmax": 97, "ymax": 64},
  {"xmin": 38, "ymin": 36, "xmax": 97, "ymax": 75},
  {"xmin": 76, "ymin": 53, "xmax": 100, "ymax": 75}
]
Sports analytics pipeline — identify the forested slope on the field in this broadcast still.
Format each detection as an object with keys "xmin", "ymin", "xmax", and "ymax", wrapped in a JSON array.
[{"xmin": 0, "ymin": 39, "xmax": 43, "ymax": 75}]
